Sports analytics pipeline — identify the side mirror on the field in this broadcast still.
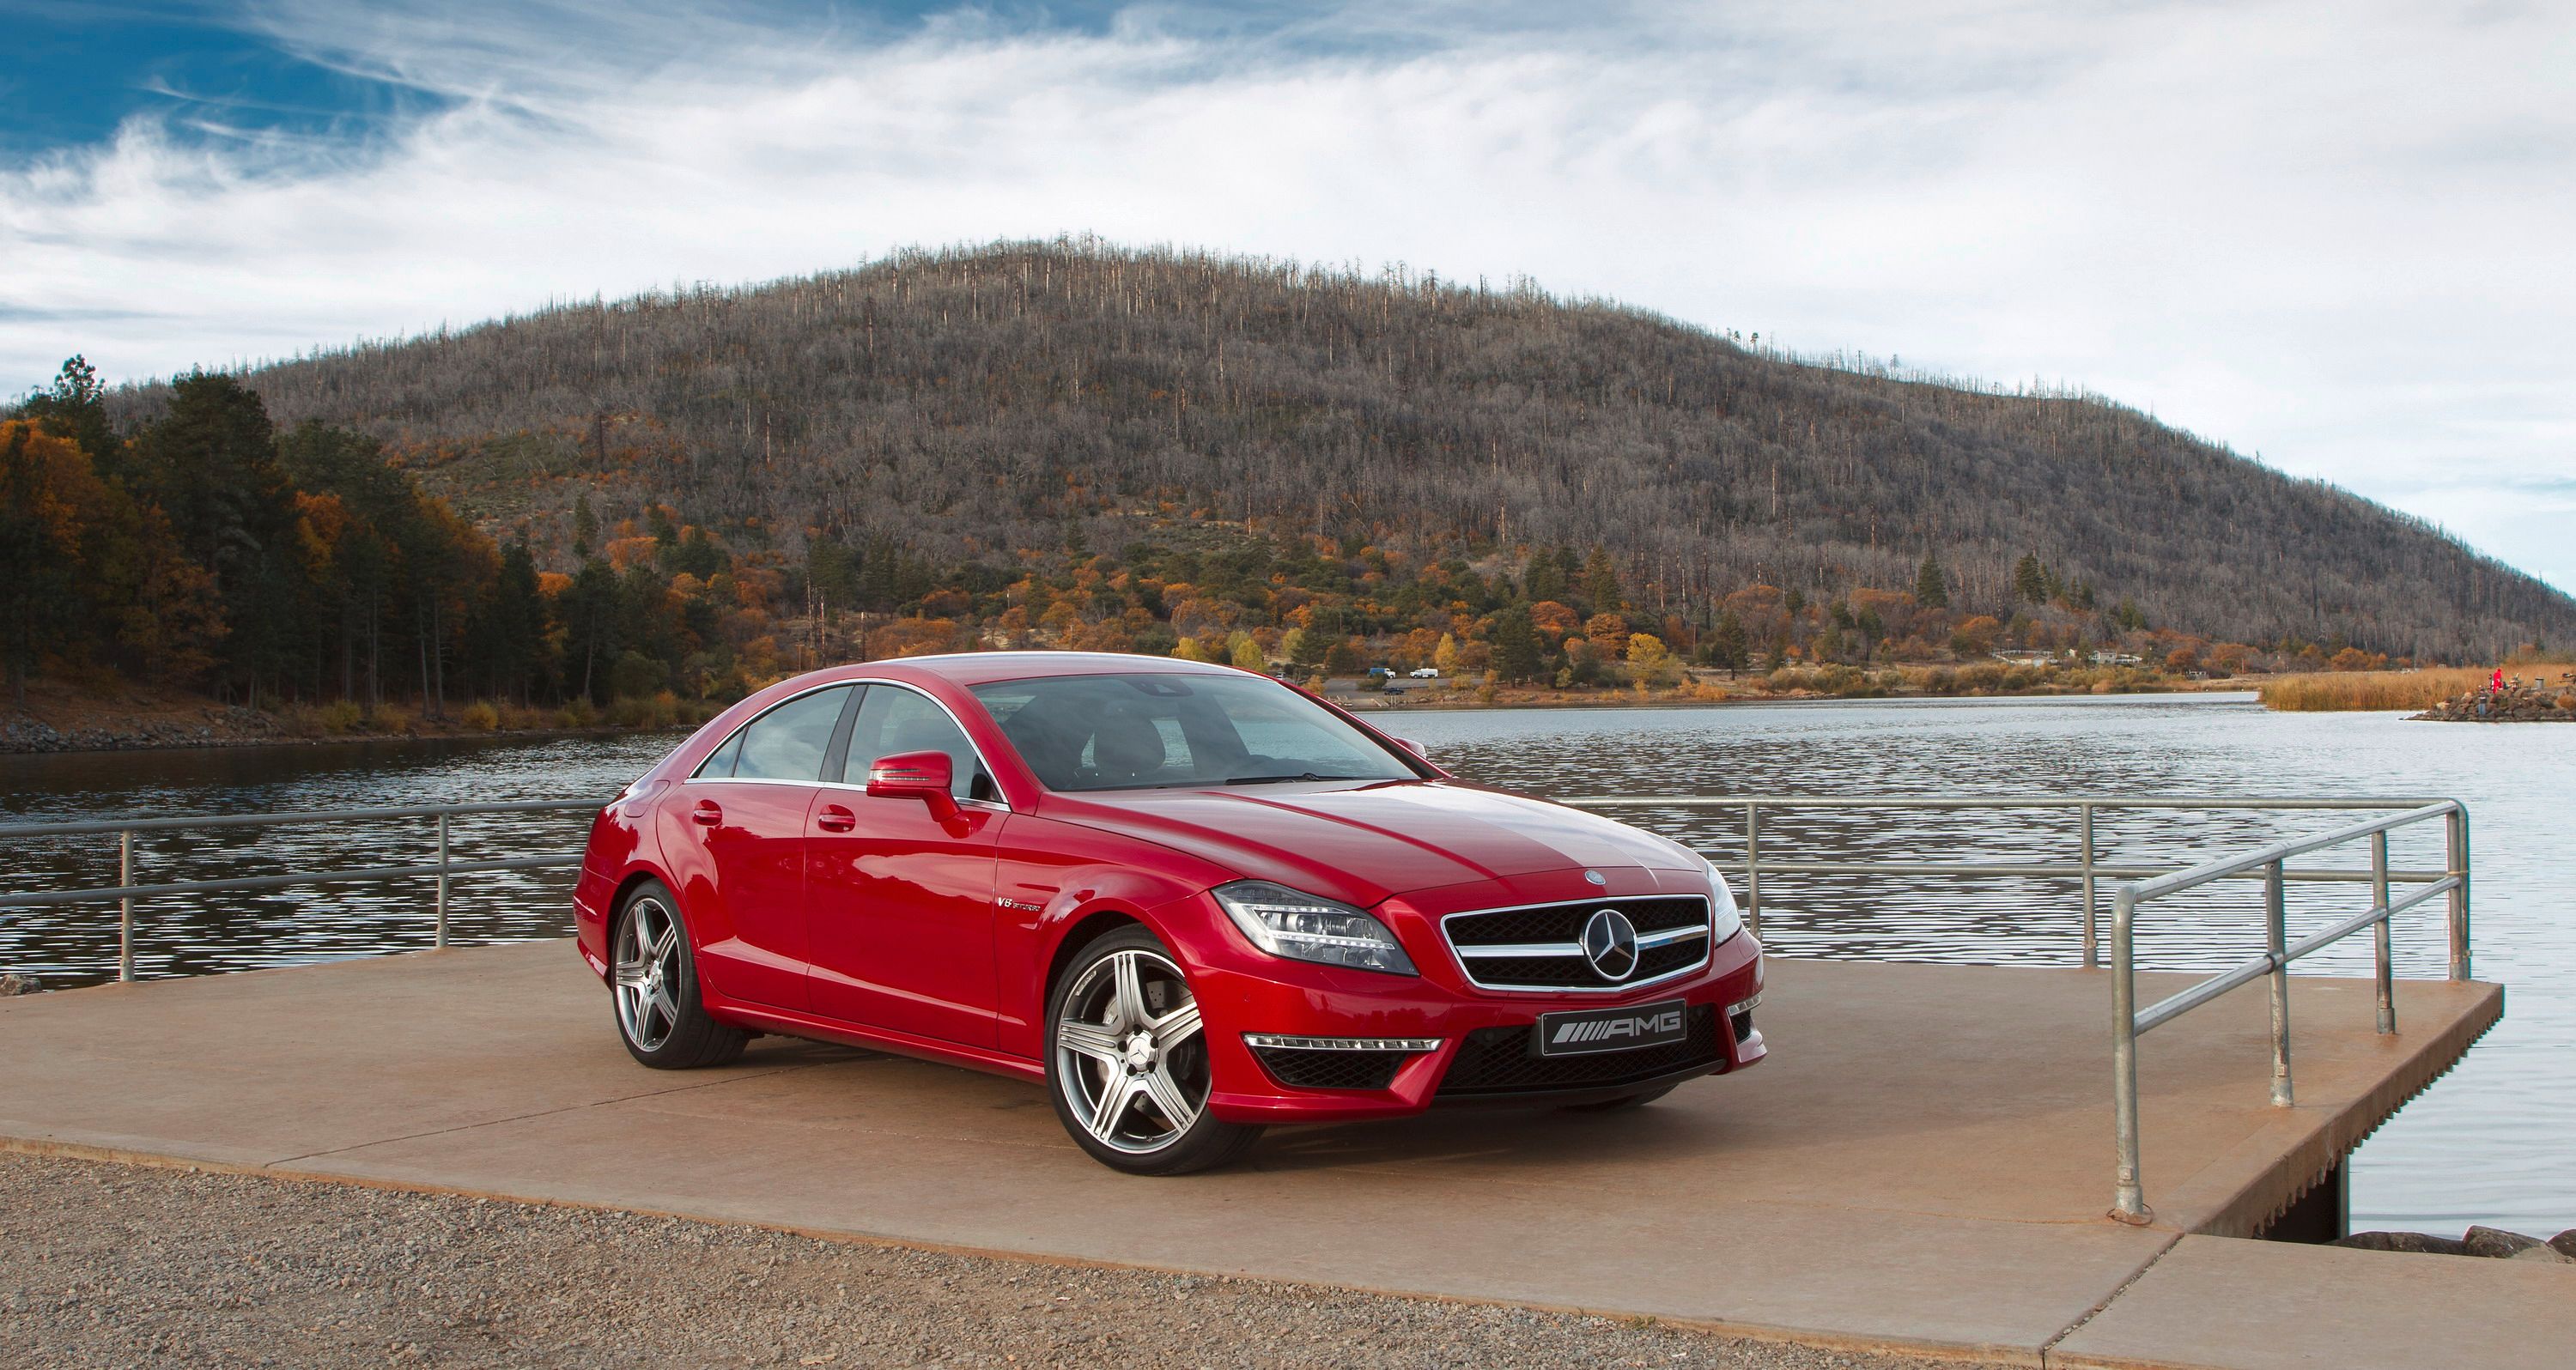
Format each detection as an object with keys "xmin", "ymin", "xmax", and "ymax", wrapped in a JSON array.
[
  {"xmin": 865, "ymin": 750, "xmax": 959, "ymax": 821},
  {"xmin": 1394, "ymin": 737, "xmax": 1428, "ymax": 760}
]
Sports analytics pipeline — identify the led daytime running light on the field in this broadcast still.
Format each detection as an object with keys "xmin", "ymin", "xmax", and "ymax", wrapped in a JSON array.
[{"xmin": 1242, "ymin": 1034, "xmax": 1443, "ymax": 1052}]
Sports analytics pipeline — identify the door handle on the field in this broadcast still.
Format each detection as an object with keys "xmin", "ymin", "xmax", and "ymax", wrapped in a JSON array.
[
  {"xmin": 691, "ymin": 799, "xmax": 723, "ymax": 827},
  {"xmin": 815, "ymin": 804, "xmax": 856, "ymax": 833}
]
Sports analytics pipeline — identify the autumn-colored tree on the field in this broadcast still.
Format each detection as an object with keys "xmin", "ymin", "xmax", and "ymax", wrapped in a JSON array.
[
  {"xmin": 1950, "ymin": 615, "xmax": 2001, "ymax": 657},
  {"xmin": 1583, "ymin": 612, "xmax": 1630, "ymax": 656},
  {"xmin": 1228, "ymin": 630, "xmax": 1266, "ymax": 673},
  {"xmin": 1433, "ymin": 632, "xmax": 1462, "ymax": 676},
  {"xmin": 1528, "ymin": 600, "xmax": 1581, "ymax": 644},
  {"xmin": 0, "ymin": 422, "xmax": 118, "ymax": 704}
]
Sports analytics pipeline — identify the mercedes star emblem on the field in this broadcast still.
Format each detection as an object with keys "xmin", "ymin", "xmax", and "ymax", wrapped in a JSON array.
[{"xmin": 1580, "ymin": 907, "xmax": 1640, "ymax": 981}]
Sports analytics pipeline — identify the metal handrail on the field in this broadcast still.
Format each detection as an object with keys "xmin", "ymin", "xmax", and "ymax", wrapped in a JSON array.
[
  {"xmin": 0, "ymin": 797, "xmax": 602, "ymax": 839},
  {"xmin": 0, "ymin": 798, "xmax": 604, "ymax": 980},
  {"xmin": 2105, "ymin": 799, "xmax": 2469, "ymax": 1224},
  {"xmin": 1561, "ymin": 793, "xmax": 2455, "ymax": 967}
]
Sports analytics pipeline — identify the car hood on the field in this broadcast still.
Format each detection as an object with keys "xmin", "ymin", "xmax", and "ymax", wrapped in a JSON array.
[{"xmin": 1038, "ymin": 780, "xmax": 1701, "ymax": 906}]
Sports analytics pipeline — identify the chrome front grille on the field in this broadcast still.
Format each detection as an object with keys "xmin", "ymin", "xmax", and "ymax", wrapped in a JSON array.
[{"xmin": 1440, "ymin": 894, "xmax": 1713, "ymax": 992}]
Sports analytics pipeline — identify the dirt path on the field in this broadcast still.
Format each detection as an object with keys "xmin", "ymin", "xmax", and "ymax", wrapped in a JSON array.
[{"xmin": 0, "ymin": 1151, "xmax": 1990, "ymax": 1369}]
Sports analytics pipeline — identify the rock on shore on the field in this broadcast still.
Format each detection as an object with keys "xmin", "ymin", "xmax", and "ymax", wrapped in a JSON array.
[
  {"xmin": 1, "ymin": 707, "xmax": 286, "ymax": 755},
  {"xmin": 2409, "ymin": 672, "xmax": 2576, "ymax": 722},
  {"xmin": 2336, "ymin": 1225, "xmax": 2576, "ymax": 1262}
]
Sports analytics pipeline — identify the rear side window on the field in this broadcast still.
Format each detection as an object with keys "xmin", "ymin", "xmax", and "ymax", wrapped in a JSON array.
[
  {"xmin": 708, "ymin": 685, "xmax": 853, "ymax": 782},
  {"xmin": 693, "ymin": 729, "xmax": 745, "ymax": 779}
]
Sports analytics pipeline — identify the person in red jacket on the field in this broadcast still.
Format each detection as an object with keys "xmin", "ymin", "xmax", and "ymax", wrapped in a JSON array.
[{"xmin": 2490, "ymin": 666, "xmax": 2506, "ymax": 694}]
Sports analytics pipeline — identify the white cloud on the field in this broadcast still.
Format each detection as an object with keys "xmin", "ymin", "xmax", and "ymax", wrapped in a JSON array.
[{"xmin": 4, "ymin": 0, "xmax": 2572, "ymax": 587}]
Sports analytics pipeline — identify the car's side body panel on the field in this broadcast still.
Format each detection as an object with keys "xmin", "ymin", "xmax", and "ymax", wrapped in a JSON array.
[{"xmin": 805, "ymin": 797, "xmax": 1008, "ymax": 1046}]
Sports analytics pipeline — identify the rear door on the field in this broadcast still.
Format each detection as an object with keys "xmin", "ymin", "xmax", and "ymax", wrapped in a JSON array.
[
  {"xmin": 663, "ymin": 683, "xmax": 857, "ymax": 1009},
  {"xmin": 805, "ymin": 684, "xmax": 1006, "ymax": 1046}
]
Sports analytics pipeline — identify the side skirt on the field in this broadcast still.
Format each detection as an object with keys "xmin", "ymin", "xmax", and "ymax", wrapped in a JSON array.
[{"xmin": 714, "ymin": 1002, "xmax": 1048, "ymax": 1084}]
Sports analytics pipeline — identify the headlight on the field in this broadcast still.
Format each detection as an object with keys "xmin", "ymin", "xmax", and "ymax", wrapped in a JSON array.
[
  {"xmin": 1212, "ymin": 880, "xmax": 1418, "ymax": 976},
  {"xmin": 1705, "ymin": 858, "xmax": 1746, "ymax": 943}
]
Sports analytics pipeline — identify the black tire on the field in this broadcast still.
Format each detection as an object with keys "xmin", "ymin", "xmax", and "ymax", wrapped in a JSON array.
[
  {"xmin": 1045, "ymin": 925, "xmax": 1261, "ymax": 1175},
  {"xmin": 1558, "ymin": 1083, "xmax": 1679, "ymax": 1114},
  {"xmin": 610, "ymin": 881, "xmax": 748, "ymax": 1070}
]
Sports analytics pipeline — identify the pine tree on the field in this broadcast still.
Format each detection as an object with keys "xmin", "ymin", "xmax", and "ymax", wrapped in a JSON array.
[
  {"xmin": 2014, "ymin": 552, "xmax": 2047, "ymax": 604},
  {"xmin": 1916, "ymin": 553, "xmax": 1949, "ymax": 609},
  {"xmin": 572, "ymin": 494, "xmax": 598, "ymax": 558},
  {"xmin": 1580, "ymin": 546, "xmax": 1625, "ymax": 611},
  {"xmin": 1522, "ymin": 547, "xmax": 1566, "ymax": 603},
  {"xmin": 1491, "ymin": 603, "xmax": 1543, "ymax": 682},
  {"xmin": 477, "ymin": 540, "xmax": 548, "ymax": 704},
  {"xmin": 1711, "ymin": 609, "xmax": 1747, "ymax": 676},
  {"xmin": 16, "ymin": 356, "xmax": 121, "ymax": 479},
  {"xmin": 127, "ymin": 372, "xmax": 297, "ymax": 704}
]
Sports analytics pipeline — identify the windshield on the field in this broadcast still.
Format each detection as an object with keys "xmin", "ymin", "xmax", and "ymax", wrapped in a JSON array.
[{"xmin": 969, "ymin": 673, "xmax": 1420, "ymax": 792}]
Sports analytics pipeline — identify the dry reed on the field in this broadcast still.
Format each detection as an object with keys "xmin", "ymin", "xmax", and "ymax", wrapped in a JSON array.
[{"xmin": 2256, "ymin": 668, "xmax": 2491, "ymax": 712}]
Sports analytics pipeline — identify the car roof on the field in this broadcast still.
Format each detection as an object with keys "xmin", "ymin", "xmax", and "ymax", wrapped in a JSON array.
[{"xmin": 828, "ymin": 651, "xmax": 1242, "ymax": 688}]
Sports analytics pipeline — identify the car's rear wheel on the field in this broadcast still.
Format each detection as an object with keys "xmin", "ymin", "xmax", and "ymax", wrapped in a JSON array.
[
  {"xmin": 1046, "ymin": 926, "xmax": 1261, "ymax": 1174},
  {"xmin": 611, "ymin": 882, "xmax": 747, "ymax": 1070}
]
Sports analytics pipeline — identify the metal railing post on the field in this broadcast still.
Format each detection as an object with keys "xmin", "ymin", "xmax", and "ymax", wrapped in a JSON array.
[
  {"xmin": 1743, "ymin": 802, "xmax": 1762, "ymax": 939},
  {"xmin": 2266, "ymin": 858, "xmax": 2293, "ymax": 1107},
  {"xmin": 2080, "ymin": 801, "xmax": 2098, "ymax": 969},
  {"xmin": 434, "ymin": 813, "xmax": 451, "ymax": 949},
  {"xmin": 2110, "ymin": 885, "xmax": 2148, "ymax": 1223},
  {"xmin": 118, "ymin": 829, "xmax": 134, "ymax": 984},
  {"xmin": 2371, "ymin": 830, "xmax": 2394, "ymax": 1035},
  {"xmin": 2445, "ymin": 805, "xmax": 2471, "ymax": 981}
]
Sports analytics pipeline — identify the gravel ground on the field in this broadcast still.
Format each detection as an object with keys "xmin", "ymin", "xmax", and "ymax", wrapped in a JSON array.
[{"xmin": 0, "ymin": 1151, "xmax": 2001, "ymax": 1370}]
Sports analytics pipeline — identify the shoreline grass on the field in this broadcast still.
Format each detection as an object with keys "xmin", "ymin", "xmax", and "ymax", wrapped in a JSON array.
[{"xmin": 2256, "ymin": 668, "xmax": 2491, "ymax": 712}]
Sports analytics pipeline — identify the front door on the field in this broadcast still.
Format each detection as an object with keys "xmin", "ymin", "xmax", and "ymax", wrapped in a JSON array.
[
  {"xmin": 664, "ymin": 683, "xmax": 856, "ymax": 1009},
  {"xmin": 806, "ymin": 684, "xmax": 1005, "ymax": 1046}
]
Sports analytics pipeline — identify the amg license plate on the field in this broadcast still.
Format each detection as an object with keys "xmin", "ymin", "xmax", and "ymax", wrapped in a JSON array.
[{"xmin": 1535, "ymin": 999, "xmax": 1689, "ymax": 1058}]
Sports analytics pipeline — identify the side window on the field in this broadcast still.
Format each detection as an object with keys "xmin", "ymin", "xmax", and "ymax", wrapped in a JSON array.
[
  {"xmin": 692, "ymin": 728, "xmax": 744, "ymax": 779},
  {"xmin": 727, "ymin": 686, "xmax": 854, "ymax": 782},
  {"xmin": 844, "ymin": 687, "xmax": 990, "ymax": 800}
]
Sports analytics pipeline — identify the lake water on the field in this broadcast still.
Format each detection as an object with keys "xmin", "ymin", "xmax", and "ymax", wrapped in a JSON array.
[{"xmin": 1, "ymin": 694, "xmax": 2567, "ymax": 1237}]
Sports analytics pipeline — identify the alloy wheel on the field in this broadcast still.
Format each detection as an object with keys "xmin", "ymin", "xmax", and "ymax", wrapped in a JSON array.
[
  {"xmin": 1054, "ymin": 948, "xmax": 1209, "ymax": 1155},
  {"xmin": 613, "ymin": 897, "xmax": 683, "ymax": 1052}
]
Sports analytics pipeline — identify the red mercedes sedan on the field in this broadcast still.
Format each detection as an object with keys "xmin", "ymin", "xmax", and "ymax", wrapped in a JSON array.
[{"xmin": 572, "ymin": 652, "xmax": 1765, "ymax": 1173}]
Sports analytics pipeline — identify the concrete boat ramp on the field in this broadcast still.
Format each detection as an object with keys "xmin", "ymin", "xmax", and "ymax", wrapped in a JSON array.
[{"xmin": 2, "ymin": 943, "xmax": 2559, "ymax": 1367}]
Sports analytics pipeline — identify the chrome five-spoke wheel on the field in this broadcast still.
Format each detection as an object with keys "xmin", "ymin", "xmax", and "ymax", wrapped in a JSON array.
[
  {"xmin": 614, "ymin": 895, "xmax": 683, "ymax": 1052},
  {"xmin": 609, "ymin": 881, "xmax": 746, "ymax": 1070},
  {"xmin": 1047, "ymin": 929, "xmax": 1260, "ymax": 1173}
]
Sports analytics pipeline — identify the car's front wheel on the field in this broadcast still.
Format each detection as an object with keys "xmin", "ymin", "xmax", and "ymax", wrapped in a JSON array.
[
  {"xmin": 1046, "ymin": 926, "xmax": 1261, "ymax": 1174},
  {"xmin": 611, "ymin": 882, "xmax": 747, "ymax": 1070}
]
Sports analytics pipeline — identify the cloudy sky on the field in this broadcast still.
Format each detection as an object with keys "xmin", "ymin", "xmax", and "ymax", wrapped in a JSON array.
[{"xmin": 6, "ymin": 1, "xmax": 2572, "ymax": 588}]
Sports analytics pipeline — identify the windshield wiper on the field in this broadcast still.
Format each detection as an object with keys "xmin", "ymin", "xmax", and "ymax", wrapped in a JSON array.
[{"xmin": 1221, "ymin": 772, "xmax": 1365, "ymax": 785}]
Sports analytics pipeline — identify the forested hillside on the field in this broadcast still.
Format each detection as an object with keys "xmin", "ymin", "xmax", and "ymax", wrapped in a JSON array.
[
  {"xmin": 11, "ymin": 240, "xmax": 2573, "ymax": 726},
  {"xmin": 152, "ymin": 239, "xmax": 2572, "ymax": 663}
]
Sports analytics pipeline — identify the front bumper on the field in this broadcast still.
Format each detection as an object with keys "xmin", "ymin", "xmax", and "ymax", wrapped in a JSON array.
[{"xmin": 1192, "ymin": 901, "xmax": 1766, "ymax": 1124}]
